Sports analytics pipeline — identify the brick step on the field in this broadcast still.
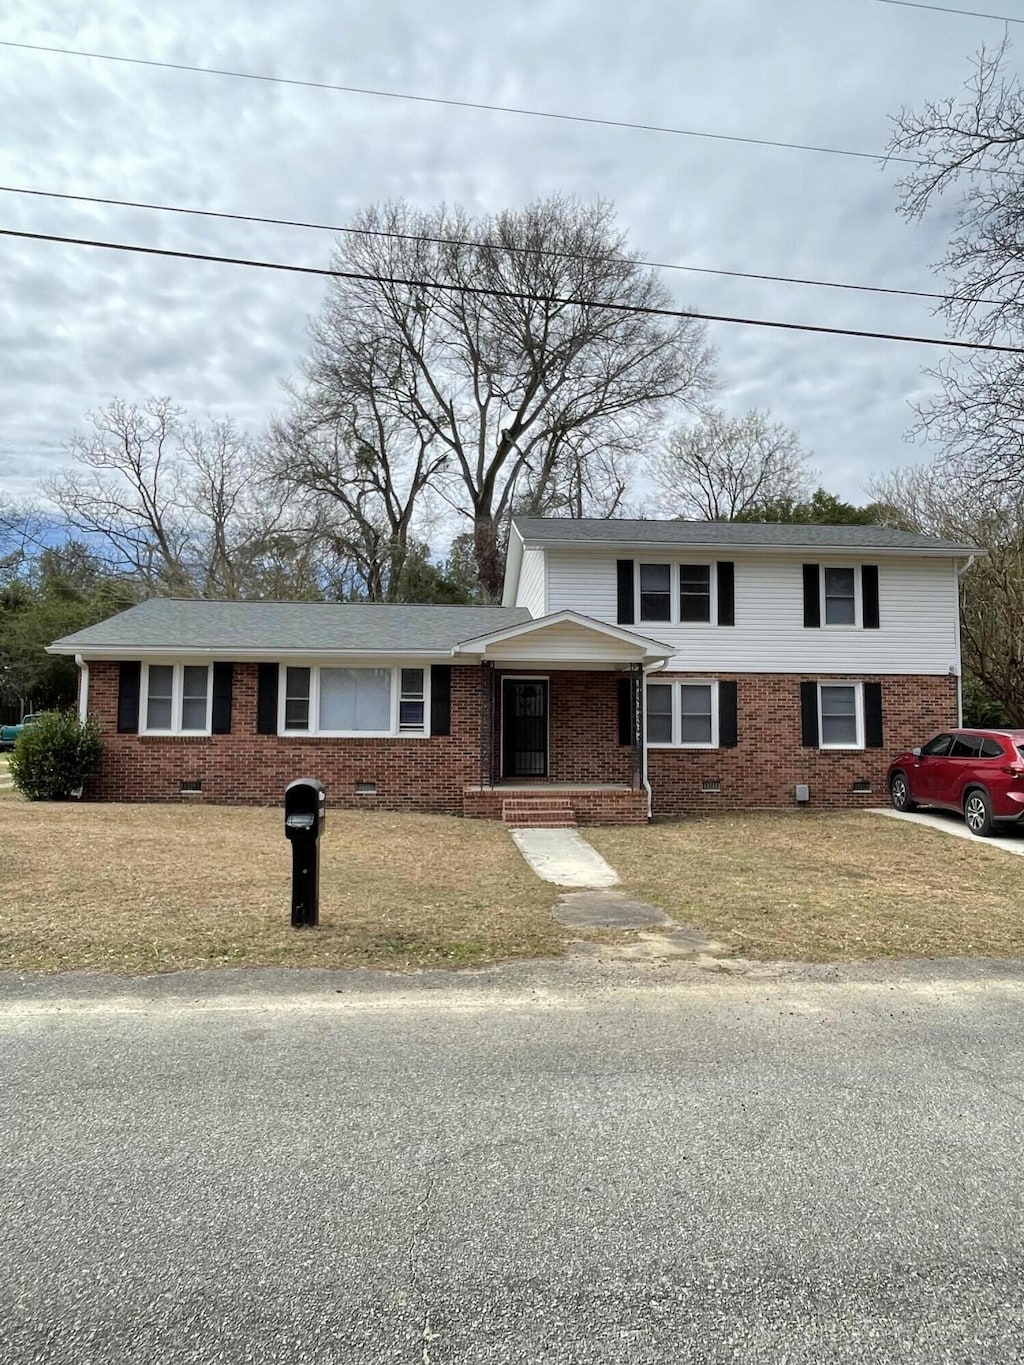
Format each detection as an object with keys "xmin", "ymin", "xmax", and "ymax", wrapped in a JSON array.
[
  {"xmin": 502, "ymin": 797, "xmax": 577, "ymax": 829},
  {"xmin": 504, "ymin": 817, "xmax": 577, "ymax": 829}
]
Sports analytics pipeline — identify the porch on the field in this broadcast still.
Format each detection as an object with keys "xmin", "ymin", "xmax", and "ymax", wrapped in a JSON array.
[{"xmin": 452, "ymin": 610, "xmax": 670, "ymax": 827}]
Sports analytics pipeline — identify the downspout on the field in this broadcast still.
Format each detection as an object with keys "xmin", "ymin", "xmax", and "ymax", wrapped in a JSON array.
[
  {"xmin": 954, "ymin": 555, "xmax": 976, "ymax": 727},
  {"xmin": 641, "ymin": 659, "xmax": 669, "ymax": 821},
  {"xmin": 75, "ymin": 654, "xmax": 89, "ymax": 723}
]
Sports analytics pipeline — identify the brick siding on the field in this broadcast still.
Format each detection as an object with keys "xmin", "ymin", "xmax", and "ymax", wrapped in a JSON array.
[
  {"xmin": 647, "ymin": 672, "xmax": 959, "ymax": 813},
  {"xmin": 82, "ymin": 662, "xmax": 958, "ymax": 819}
]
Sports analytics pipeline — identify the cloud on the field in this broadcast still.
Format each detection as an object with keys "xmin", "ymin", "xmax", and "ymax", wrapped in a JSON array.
[{"xmin": 0, "ymin": 0, "xmax": 994, "ymax": 509}]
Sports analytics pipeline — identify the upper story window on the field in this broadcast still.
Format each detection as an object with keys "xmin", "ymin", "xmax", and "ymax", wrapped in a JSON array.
[
  {"xmin": 804, "ymin": 563, "xmax": 878, "ymax": 629},
  {"xmin": 142, "ymin": 663, "xmax": 211, "ymax": 735},
  {"xmin": 279, "ymin": 665, "xmax": 429, "ymax": 737},
  {"xmin": 823, "ymin": 567, "xmax": 857, "ymax": 625},
  {"xmin": 638, "ymin": 562, "xmax": 715, "ymax": 625}
]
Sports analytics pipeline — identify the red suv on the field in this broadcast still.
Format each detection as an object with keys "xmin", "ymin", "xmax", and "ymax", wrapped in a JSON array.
[{"xmin": 888, "ymin": 729, "xmax": 1024, "ymax": 836}]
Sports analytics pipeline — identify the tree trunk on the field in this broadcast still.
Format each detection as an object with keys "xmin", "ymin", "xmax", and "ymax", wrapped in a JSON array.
[{"xmin": 473, "ymin": 516, "xmax": 503, "ymax": 602}]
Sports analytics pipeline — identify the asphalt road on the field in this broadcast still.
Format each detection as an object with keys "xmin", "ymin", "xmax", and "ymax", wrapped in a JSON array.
[{"xmin": 2, "ymin": 957, "xmax": 1024, "ymax": 1364}]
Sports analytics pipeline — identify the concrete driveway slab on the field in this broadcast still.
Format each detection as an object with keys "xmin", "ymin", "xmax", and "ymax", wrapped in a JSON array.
[{"xmin": 870, "ymin": 806, "xmax": 1024, "ymax": 855}]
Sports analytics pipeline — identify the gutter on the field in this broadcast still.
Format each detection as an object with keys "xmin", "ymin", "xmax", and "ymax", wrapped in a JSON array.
[{"xmin": 520, "ymin": 538, "xmax": 985, "ymax": 559}]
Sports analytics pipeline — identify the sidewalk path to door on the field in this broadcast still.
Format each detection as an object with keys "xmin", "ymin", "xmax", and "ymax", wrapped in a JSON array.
[{"xmin": 509, "ymin": 827, "xmax": 698, "ymax": 941}]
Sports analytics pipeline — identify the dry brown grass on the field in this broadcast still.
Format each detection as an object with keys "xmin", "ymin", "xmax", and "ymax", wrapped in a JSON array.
[
  {"xmin": 588, "ymin": 812, "xmax": 1024, "ymax": 961},
  {"xmin": 0, "ymin": 803, "xmax": 563, "ymax": 974}
]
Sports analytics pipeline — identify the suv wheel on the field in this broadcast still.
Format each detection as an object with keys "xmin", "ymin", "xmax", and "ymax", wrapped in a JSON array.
[
  {"xmin": 889, "ymin": 772, "xmax": 916, "ymax": 813},
  {"xmin": 964, "ymin": 789, "xmax": 995, "ymax": 837}
]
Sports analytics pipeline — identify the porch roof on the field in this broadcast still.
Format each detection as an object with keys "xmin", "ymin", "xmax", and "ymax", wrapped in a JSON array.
[{"xmin": 451, "ymin": 610, "xmax": 672, "ymax": 664}]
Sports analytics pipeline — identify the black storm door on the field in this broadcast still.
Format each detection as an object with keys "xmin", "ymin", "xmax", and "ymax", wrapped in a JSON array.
[{"xmin": 502, "ymin": 679, "xmax": 548, "ymax": 778}]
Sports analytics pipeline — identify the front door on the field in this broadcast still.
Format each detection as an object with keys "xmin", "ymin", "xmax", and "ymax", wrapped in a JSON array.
[{"xmin": 502, "ymin": 678, "xmax": 548, "ymax": 778}]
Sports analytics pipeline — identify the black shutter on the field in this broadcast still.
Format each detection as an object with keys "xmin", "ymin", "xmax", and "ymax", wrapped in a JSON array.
[
  {"xmin": 864, "ymin": 682, "xmax": 884, "ymax": 748},
  {"xmin": 617, "ymin": 676, "xmax": 636, "ymax": 746},
  {"xmin": 800, "ymin": 681, "xmax": 819, "ymax": 747},
  {"xmin": 862, "ymin": 565, "xmax": 880, "ymax": 629},
  {"xmin": 116, "ymin": 661, "xmax": 141, "ymax": 734},
  {"xmin": 256, "ymin": 663, "xmax": 278, "ymax": 735},
  {"xmin": 718, "ymin": 680, "xmax": 738, "ymax": 747},
  {"xmin": 430, "ymin": 665, "xmax": 452, "ymax": 736},
  {"xmin": 211, "ymin": 662, "xmax": 233, "ymax": 735},
  {"xmin": 717, "ymin": 561, "xmax": 735, "ymax": 627},
  {"xmin": 616, "ymin": 560, "xmax": 635, "ymax": 625},
  {"xmin": 802, "ymin": 564, "xmax": 821, "ymax": 628}
]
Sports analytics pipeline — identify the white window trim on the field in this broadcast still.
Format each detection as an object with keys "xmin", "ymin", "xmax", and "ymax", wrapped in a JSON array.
[
  {"xmin": 645, "ymin": 678, "xmax": 719, "ymax": 749},
  {"xmin": 140, "ymin": 662, "xmax": 213, "ymax": 736},
  {"xmin": 820, "ymin": 564, "xmax": 862, "ymax": 629},
  {"xmin": 277, "ymin": 664, "xmax": 432, "ymax": 738},
  {"xmin": 636, "ymin": 561, "xmax": 718, "ymax": 627},
  {"xmin": 817, "ymin": 681, "xmax": 864, "ymax": 751}
]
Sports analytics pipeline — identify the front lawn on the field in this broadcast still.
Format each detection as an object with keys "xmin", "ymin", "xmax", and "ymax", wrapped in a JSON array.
[
  {"xmin": 589, "ymin": 812, "xmax": 1024, "ymax": 961},
  {"xmin": 0, "ymin": 804, "xmax": 563, "ymax": 974}
]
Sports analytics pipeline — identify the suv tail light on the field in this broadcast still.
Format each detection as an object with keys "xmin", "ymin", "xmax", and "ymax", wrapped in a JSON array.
[{"xmin": 1002, "ymin": 764, "xmax": 1024, "ymax": 779}]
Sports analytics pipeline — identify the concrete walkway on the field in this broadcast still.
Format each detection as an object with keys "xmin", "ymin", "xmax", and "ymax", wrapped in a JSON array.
[
  {"xmin": 509, "ymin": 827, "xmax": 620, "ymax": 888},
  {"xmin": 870, "ymin": 806, "xmax": 1024, "ymax": 856}
]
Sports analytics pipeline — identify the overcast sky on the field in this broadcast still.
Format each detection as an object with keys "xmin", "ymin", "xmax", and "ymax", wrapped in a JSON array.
[{"xmin": 0, "ymin": 0, "xmax": 1015, "ymax": 514}]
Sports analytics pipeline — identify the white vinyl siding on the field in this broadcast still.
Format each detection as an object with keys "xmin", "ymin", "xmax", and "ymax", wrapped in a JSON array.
[
  {"xmin": 480, "ymin": 620, "xmax": 650, "ymax": 664},
  {"xmin": 515, "ymin": 547, "xmax": 547, "ymax": 617},
  {"xmin": 543, "ymin": 549, "xmax": 960, "ymax": 675}
]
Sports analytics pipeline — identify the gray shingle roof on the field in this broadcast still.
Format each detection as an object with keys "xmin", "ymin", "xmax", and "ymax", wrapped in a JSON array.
[
  {"xmin": 513, "ymin": 517, "xmax": 979, "ymax": 554},
  {"xmin": 51, "ymin": 600, "xmax": 532, "ymax": 654}
]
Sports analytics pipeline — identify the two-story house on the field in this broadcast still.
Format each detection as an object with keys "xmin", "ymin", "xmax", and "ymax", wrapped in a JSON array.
[{"xmin": 48, "ymin": 517, "xmax": 977, "ymax": 823}]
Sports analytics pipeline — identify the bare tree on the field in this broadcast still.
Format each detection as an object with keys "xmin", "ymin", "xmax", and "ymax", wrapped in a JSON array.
[
  {"xmin": 287, "ymin": 196, "xmax": 715, "ymax": 598},
  {"xmin": 646, "ymin": 408, "xmax": 812, "ymax": 520},
  {"xmin": 889, "ymin": 38, "xmax": 1024, "ymax": 483},
  {"xmin": 869, "ymin": 461, "xmax": 1024, "ymax": 723},
  {"xmin": 45, "ymin": 398, "xmax": 315, "ymax": 599}
]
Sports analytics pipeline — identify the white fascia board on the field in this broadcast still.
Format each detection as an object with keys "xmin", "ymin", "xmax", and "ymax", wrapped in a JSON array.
[
  {"xmin": 452, "ymin": 609, "xmax": 672, "ymax": 658},
  {"xmin": 501, "ymin": 524, "xmax": 526, "ymax": 608},
  {"xmin": 46, "ymin": 645, "xmax": 459, "ymax": 661},
  {"xmin": 519, "ymin": 537, "xmax": 985, "ymax": 560}
]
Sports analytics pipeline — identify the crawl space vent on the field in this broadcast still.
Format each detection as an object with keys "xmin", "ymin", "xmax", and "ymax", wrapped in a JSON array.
[
  {"xmin": 355, "ymin": 781, "xmax": 377, "ymax": 796},
  {"xmin": 700, "ymin": 779, "xmax": 721, "ymax": 794},
  {"xmin": 852, "ymin": 780, "xmax": 872, "ymax": 793},
  {"xmin": 180, "ymin": 779, "xmax": 202, "ymax": 794}
]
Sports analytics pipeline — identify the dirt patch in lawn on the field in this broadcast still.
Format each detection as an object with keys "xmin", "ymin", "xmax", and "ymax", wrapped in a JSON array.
[
  {"xmin": 588, "ymin": 812, "xmax": 1024, "ymax": 962},
  {"xmin": 0, "ymin": 803, "xmax": 565, "ymax": 974}
]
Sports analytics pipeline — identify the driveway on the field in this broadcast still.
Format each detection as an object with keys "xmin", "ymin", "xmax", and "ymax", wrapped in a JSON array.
[
  {"xmin": 871, "ymin": 804, "xmax": 1024, "ymax": 856},
  {"xmin": 3, "ymin": 958, "xmax": 1024, "ymax": 1363}
]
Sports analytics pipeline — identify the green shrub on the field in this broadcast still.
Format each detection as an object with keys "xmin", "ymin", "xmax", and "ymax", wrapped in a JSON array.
[{"xmin": 9, "ymin": 710, "xmax": 102, "ymax": 801}]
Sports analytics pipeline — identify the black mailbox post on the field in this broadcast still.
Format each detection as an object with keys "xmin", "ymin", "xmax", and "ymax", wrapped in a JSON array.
[{"xmin": 284, "ymin": 778, "xmax": 326, "ymax": 927}]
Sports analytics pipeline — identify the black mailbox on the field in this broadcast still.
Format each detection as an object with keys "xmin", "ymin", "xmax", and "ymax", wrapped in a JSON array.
[{"xmin": 284, "ymin": 778, "xmax": 326, "ymax": 927}]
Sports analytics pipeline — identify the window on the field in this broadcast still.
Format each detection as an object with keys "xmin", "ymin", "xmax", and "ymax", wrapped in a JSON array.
[
  {"xmin": 646, "ymin": 684, "xmax": 673, "ymax": 744},
  {"xmin": 399, "ymin": 669, "xmax": 425, "ymax": 731},
  {"xmin": 822, "ymin": 567, "xmax": 857, "ymax": 626},
  {"xmin": 638, "ymin": 562, "xmax": 716, "ymax": 625},
  {"xmin": 818, "ymin": 683, "xmax": 861, "ymax": 748},
  {"xmin": 639, "ymin": 564, "xmax": 672, "ymax": 622},
  {"xmin": 679, "ymin": 565, "xmax": 711, "ymax": 623},
  {"xmin": 279, "ymin": 665, "xmax": 430, "ymax": 736},
  {"xmin": 285, "ymin": 667, "xmax": 311, "ymax": 731},
  {"xmin": 319, "ymin": 668, "xmax": 391, "ymax": 731},
  {"xmin": 949, "ymin": 734, "xmax": 982, "ymax": 758},
  {"xmin": 142, "ymin": 663, "xmax": 211, "ymax": 734},
  {"xmin": 921, "ymin": 733, "xmax": 953, "ymax": 757},
  {"xmin": 979, "ymin": 737, "xmax": 1005, "ymax": 759},
  {"xmin": 646, "ymin": 680, "xmax": 718, "ymax": 748}
]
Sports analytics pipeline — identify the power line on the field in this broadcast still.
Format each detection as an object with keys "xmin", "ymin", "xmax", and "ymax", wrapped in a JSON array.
[
  {"xmin": 2, "ymin": 223, "xmax": 1021, "ymax": 354},
  {"xmin": 0, "ymin": 181, "xmax": 981, "ymax": 307},
  {"xmin": 0, "ymin": 38, "xmax": 929, "ymax": 169},
  {"xmin": 874, "ymin": 0, "xmax": 1024, "ymax": 23}
]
